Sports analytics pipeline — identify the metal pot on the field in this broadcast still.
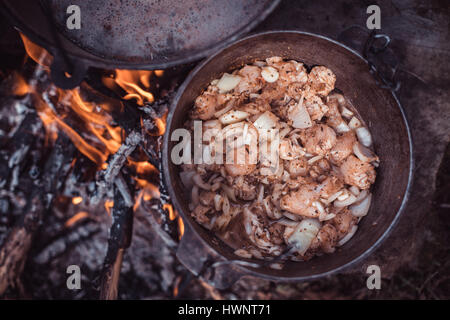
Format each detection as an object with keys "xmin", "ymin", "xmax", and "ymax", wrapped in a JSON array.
[
  {"xmin": 0, "ymin": 0, "xmax": 279, "ymax": 89},
  {"xmin": 162, "ymin": 31, "xmax": 413, "ymax": 288}
]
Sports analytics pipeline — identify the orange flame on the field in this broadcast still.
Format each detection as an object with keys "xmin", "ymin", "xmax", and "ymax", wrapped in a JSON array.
[
  {"xmin": 102, "ymin": 70, "xmax": 163, "ymax": 106},
  {"xmin": 16, "ymin": 35, "xmax": 178, "ymax": 228},
  {"xmin": 178, "ymin": 217, "xmax": 185, "ymax": 240},
  {"xmin": 104, "ymin": 200, "xmax": 114, "ymax": 216},
  {"xmin": 72, "ymin": 196, "xmax": 83, "ymax": 205},
  {"xmin": 20, "ymin": 33, "xmax": 52, "ymax": 67},
  {"xmin": 65, "ymin": 211, "xmax": 89, "ymax": 228},
  {"xmin": 162, "ymin": 204, "xmax": 184, "ymax": 239},
  {"xmin": 12, "ymin": 73, "xmax": 30, "ymax": 96},
  {"xmin": 128, "ymin": 159, "xmax": 158, "ymax": 176},
  {"xmin": 163, "ymin": 203, "xmax": 176, "ymax": 221}
]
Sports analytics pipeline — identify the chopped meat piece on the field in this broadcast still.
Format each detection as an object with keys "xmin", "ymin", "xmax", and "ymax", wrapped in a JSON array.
[
  {"xmin": 235, "ymin": 65, "xmax": 263, "ymax": 94},
  {"xmin": 224, "ymin": 146, "xmax": 257, "ymax": 176},
  {"xmin": 270, "ymin": 60, "xmax": 308, "ymax": 87},
  {"xmin": 300, "ymin": 124, "xmax": 337, "ymax": 156},
  {"xmin": 303, "ymin": 92, "xmax": 329, "ymax": 121},
  {"xmin": 331, "ymin": 209, "xmax": 358, "ymax": 239},
  {"xmin": 310, "ymin": 223, "xmax": 338, "ymax": 253},
  {"xmin": 192, "ymin": 91, "xmax": 217, "ymax": 120},
  {"xmin": 288, "ymin": 158, "xmax": 308, "ymax": 177},
  {"xmin": 308, "ymin": 66, "xmax": 336, "ymax": 96},
  {"xmin": 191, "ymin": 204, "xmax": 212, "ymax": 226},
  {"xmin": 199, "ymin": 191, "xmax": 216, "ymax": 207},
  {"xmin": 316, "ymin": 174, "xmax": 344, "ymax": 199},
  {"xmin": 233, "ymin": 176, "xmax": 257, "ymax": 201},
  {"xmin": 329, "ymin": 131, "xmax": 356, "ymax": 164},
  {"xmin": 280, "ymin": 184, "xmax": 321, "ymax": 217},
  {"xmin": 340, "ymin": 155, "xmax": 376, "ymax": 189}
]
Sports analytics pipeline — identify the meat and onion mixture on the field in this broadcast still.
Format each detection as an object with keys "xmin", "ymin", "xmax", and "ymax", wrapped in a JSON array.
[{"xmin": 178, "ymin": 57, "xmax": 379, "ymax": 263}]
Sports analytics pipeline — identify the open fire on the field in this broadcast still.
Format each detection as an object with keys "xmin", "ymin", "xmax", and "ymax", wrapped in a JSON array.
[
  {"xmin": 19, "ymin": 33, "xmax": 183, "ymax": 236},
  {"xmin": 0, "ymin": 34, "xmax": 187, "ymax": 298}
]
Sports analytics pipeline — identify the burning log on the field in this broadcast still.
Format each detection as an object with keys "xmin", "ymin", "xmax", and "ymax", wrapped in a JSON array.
[
  {"xmin": 0, "ymin": 109, "xmax": 42, "ymax": 189},
  {"xmin": 0, "ymin": 192, "xmax": 42, "ymax": 295},
  {"xmin": 1, "ymin": 33, "xmax": 186, "ymax": 298},
  {"xmin": 99, "ymin": 175, "xmax": 134, "ymax": 300},
  {"xmin": 93, "ymin": 130, "xmax": 142, "ymax": 205}
]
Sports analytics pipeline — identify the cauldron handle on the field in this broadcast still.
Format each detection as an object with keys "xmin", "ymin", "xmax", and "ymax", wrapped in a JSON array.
[
  {"xmin": 338, "ymin": 26, "xmax": 401, "ymax": 91},
  {"xmin": 176, "ymin": 224, "xmax": 249, "ymax": 289},
  {"xmin": 50, "ymin": 54, "xmax": 88, "ymax": 89}
]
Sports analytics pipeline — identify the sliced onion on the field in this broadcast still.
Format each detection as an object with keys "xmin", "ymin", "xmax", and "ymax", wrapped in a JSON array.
[
  {"xmin": 261, "ymin": 66, "xmax": 279, "ymax": 83},
  {"xmin": 213, "ymin": 101, "xmax": 234, "ymax": 118},
  {"xmin": 221, "ymin": 184, "xmax": 237, "ymax": 202},
  {"xmin": 353, "ymin": 142, "xmax": 378, "ymax": 162},
  {"xmin": 257, "ymin": 185, "xmax": 265, "ymax": 203},
  {"xmin": 334, "ymin": 192, "xmax": 358, "ymax": 207},
  {"xmin": 253, "ymin": 111, "xmax": 279, "ymax": 132},
  {"xmin": 348, "ymin": 116, "xmax": 362, "ymax": 129},
  {"xmin": 279, "ymin": 126, "xmax": 292, "ymax": 139},
  {"xmin": 288, "ymin": 99, "xmax": 312, "ymax": 129},
  {"xmin": 340, "ymin": 106, "xmax": 354, "ymax": 119},
  {"xmin": 287, "ymin": 218, "xmax": 321, "ymax": 255},
  {"xmin": 335, "ymin": 121, "xmax": 350, "ymax": 133},
  {"xmin": 219, "ymin": 110, "xmax": 250, "ymax": 125},
  {"xmin": 234, "ymin": 249, "xmax": 252, "ymax": 259},
  {"xmin": 283, "ymin": 211, "xmax": 301, "ymax": 221},
  {"xmin": 222, "ymin": 195, "xmax": 230, "ymax": 215},
  {"xmin": 321, "ymin": 213, "xmax": 336, "ymax": 221},
  {"xmin": 180, "ymin": 170, "xmax": 195, "ymax": 189},
  {"xmin": 313, "ymin": 201, "xmax": 326, "ymax": 215},
  {"xmin": 308, "ymin": 155, "xmax": 323, "ymax": 165},
  {"xmin": 217, "ymin": 73, "xmax": 241, "ymax": 93},
  {"xmin": 214, "ymin": 194, "xmax": 223, "ymax": 211},
  {"xmin": 192, "ymin": 174, "xmax": 211, "ymax": 190},
  {"xmin": 349, "ymin": 186, "xmax": 360, "ymax": 196},
  {"xmin": 354, "ymin": 189, "xmax": 369, "ymax": 203},
  {"xmin": 322, "ymin": 190, "xmax": 344, "ymax": 205},
  {"xmin": 253, "ymin": 60, "xmax": 267, "ymax": 67},
  {"xmin": 269, "ymin": 263, "xmax": 283, "ymax": 270},
  {"xmin": 337, "ymin": 225, "xmax": 358, "ymax": 246},
  {"xmin": 191, "ymin": 185, "xmax": 199, "ymax": 206},
  {"xmin": 276, "ymin": 218, "xmax": 300, "ymax": 227},
  {"xmin": 349, "ymin": 193, "xmax": 372, "ymax": 217},
  {"xmin": 356, "ymin": 127, "xmax": 372, "ymax": 147}
]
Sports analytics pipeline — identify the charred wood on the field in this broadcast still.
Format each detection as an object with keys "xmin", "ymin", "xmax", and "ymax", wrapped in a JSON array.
[
  {"xmin": 0, "ymin": 133, "xmax": 75, "ymax": 295},
  {"xmin": 99, "ymin": 176, "xmax": 134, "ymax": 300}
]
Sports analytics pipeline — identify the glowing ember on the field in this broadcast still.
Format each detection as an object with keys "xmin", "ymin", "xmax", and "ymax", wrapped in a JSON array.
[
  {"xmin": 178, "ymin": 217, "xmax": 185, "ymax": 240},
  {"xmin": 104, "ymin": 200, "xmax": 114, "ymax": 216},
  {"xmin": 72, "ymin": 196, "xmax": 83, "ymax": 205},
  {"xmin": 163, "ymin": 203, "xmax": 176, "ymax": 221},
  {"xmin": 128, "ymin": 159, "xmax": 158, "ymax": 176},
  {"xmin": 65, "ymin": 211, "xmax": 90, "ymax": 228},
  {"xmin": 12, "ymin": 73, "xmax": 30, "ymax": 96}
]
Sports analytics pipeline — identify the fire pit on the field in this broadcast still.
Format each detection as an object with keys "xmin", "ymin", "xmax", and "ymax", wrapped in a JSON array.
[
  {"xmin": 0, "ymin": 33, "xmax": 190, "ymax": 299},
  {"xmin": 0, "ymin": 0, "xmax": 448, "ymax": 301}
]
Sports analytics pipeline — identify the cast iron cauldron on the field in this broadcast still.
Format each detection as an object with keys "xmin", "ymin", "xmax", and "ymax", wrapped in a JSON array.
[{"xmin": 162, "ymin": 31, "xmax": 413, "ymax": 289}]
